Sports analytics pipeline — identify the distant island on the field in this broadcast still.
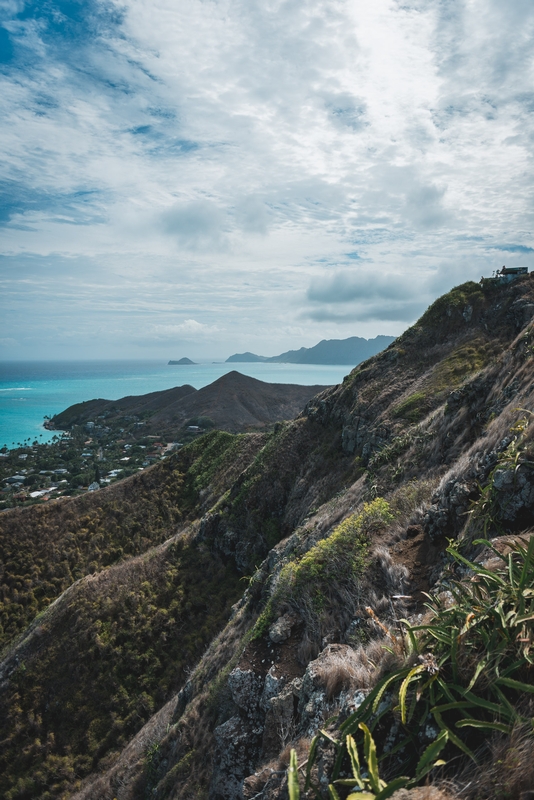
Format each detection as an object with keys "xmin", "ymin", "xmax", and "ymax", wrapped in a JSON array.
[
  {"xmin": 226, "ymin": 335, "xmax": 395, "ymax": 365},
  {"xmin": 168, "ymin": 357, "xmax": 196, "ymax": 365}
]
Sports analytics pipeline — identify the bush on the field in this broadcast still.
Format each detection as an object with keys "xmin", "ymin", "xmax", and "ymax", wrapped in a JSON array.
[
  {"xmin": 295, "ymin": 535, "xmax": 534, "ymax": 797},
  {"xmin": 267, "ymin": 499, "xmax": 394, "ymax": 641}
]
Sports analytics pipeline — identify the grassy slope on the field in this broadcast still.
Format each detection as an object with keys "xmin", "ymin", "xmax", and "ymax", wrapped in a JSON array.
[
  {"xmin": 0, "ymin": 535, "xmax": 243, "ymax": 800},
  {"xmin": 0, "ymin": 431, "xmax": 262, "ymax": 648},
  {"xmin": 0, "ymin": 432, "xmax": 264, "ymax": 799}
]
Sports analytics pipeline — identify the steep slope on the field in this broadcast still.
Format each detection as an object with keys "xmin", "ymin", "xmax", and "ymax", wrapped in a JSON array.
[
  {"xmin": 0, "ymin": 432, "xmax": 265, "ymax": 799},
  {"xmin": 1, "ymin": 277, "xmax": 533, "ymax": 800},
  {"xmin": 0, "ymin": 432, "xmax": 264, "ymax": 649}
]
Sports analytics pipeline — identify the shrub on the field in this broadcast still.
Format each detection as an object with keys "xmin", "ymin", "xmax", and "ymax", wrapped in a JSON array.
[
  {"xmin": 269, "ymin": 499, "xmax": 395, "ymax": 641},
  {"xmin": 294, "ymin": 535, "xmax": 534, "ymax": 797},
  {"xmin": 392, "ymin": 392, "xmax": 428, "ymax": 423}
]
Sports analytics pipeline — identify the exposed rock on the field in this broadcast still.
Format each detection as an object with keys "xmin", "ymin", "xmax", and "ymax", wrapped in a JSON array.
[
  {"xmin": 228, "ymin": 667, "xmax": 265, "ymax": 723},
  {"xmin": 6, "ymin": 278, "xmax": 534, "ymax": 800},
  {"xmin": 261, "ymin": 666, "xmax": 287, "ymax": 710},
  {"xmin": 491, "ymin": 465, "xmax": 534, "ymax": 526},
  {"xmin": 298, "ymin": 644, "xmax": 365, "ymax": 736},
  {"xmin": 262, "ymin": 682, "xmax": 298, "ymax": 759},
  {"xmin": 269, "ymin": 612, "xmax": 298, "ymax": 644},
  {"xmin": 425, "ymin": 475, "xmax": 480, "ymax": 540},
  {"xmin": 211, "ymin": 716, "xmax": 263, "ymax": 800}
]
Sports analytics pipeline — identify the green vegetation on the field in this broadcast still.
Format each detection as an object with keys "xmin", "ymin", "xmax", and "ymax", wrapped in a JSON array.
[
  {"xmin": 0, "ymin": 432, "xmax": 261, "ymax": 649},
  {"xmin": 429, "ymin": 339, "xmax": 492, "ymax": 393},
  {"xmin": 213, "ymin": 420, "xmax": 361, "ymax": 572},
  {"xmin": 258, "ymin": 499, "xmax": 394, "ymax": 640},
  {"xmin": 391, "ymin": 392, "xmax": 428, "ymax": 423},
  {"xmin": 467, "ymin": 413, "xmax": 534, "ymax": 538},
  {"xmin": 392, "ymin": 339, "xmax": 494, "ymax": 424},
  {"xmin": 418, "ymin": 281, "xmax": 486, "ymax": 330},
  {"xmin": 2, "ymin": 278, "xmax": 534, "ymax": 800},
  {"xmin": 289, "ymin": 722, "xmax": 428, "ymax": 799},
  {"xmin": 0, "ymin": 462, "xmax": 188, "ymax": 647},
  {"xmin": 0, "ymin": 428, "xmax": 264, "ymax": 799},
  {"xmin": 368, "ymin": 432, "xmax": 414, "ymax": 470},
  {"xmin": 0, "ymin": 536, "xmax": 243, "ymax": 800},
  {"xmin": 184, "ymin": 429, "xmax": 247, "ymax": 494},
  {"xmin": 278, "ymin": 499, "xmax": 392, "ymax": 595},
  {"xmin": 290, "ymin": 535, "xmax": 534, "ymax": 797}
]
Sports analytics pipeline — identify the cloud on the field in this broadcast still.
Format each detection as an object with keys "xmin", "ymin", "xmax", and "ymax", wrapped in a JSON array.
[
  {"xmin": 234, "ymin": 195, "xmax": 271, "ymax": 235},
  {"xmin": 0, "ymin": 0, "xmax": 533, "ymax": 356},
  {"xmin": 403, "ymin": 183, "xmax": 450, "ymax": 229},
  {"xmin": 307, "ymin": 271, "xmax": 414, "ymax": 304},
  {"xmin": 160, "ymin": 201, "xmax": 227, "ymax": 250},
  {"xmin": 304, "ymin": 300, "xmax": 427, "ymax": 324},
  {"xmin": 130, "ymin": 319, "xmax": 221, "ymax": 347},
  {"xmin": 148, "ymin": 320, "xmax": 217, "ymax": 338},
  {"xmin": 303, "ymin": 258, "xmax": 489, "ymax": 326},
  {"xmin": 304, "ymin": 268, "xmax": 433, "ymax": 325},
  {"xmin": 322, "ymin": 91, "xmax": 368, "ymax": 131}
]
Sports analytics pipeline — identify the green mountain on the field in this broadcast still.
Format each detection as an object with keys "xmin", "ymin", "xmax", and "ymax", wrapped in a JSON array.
[
  {"xmin": 226, "ymin": 334, "xmax": 395, "ymax": 364},
  {"xmin": 1, "ymin": 277, "xmax": 534, "ymax": 800}
]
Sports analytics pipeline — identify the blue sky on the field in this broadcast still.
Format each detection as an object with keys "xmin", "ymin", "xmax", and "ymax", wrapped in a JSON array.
[{"xmin": 1, "ymin": 0, "xmax": 533, "ymax": 360}]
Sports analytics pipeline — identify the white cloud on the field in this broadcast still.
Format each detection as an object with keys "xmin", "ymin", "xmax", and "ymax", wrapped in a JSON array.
[
  {"xmin": 160, "ymin": 201, "xmax": 227, "ymax": 250},
  {"xmin": 148, "ymin": 320, "xmax": 218, "ymax": 338},
  {"xmin": 0, "ymin": 0, "xmax": 533, "ymax": 357}
]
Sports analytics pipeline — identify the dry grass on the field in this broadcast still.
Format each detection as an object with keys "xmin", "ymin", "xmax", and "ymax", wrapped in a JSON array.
[
  {"xmin": 314, "ymin": 637, "xmax": 402, "ymax": 701},
  {"xmin": 373, "ymin": 546, "xmax": 409, "ymax": 594},
  {"xmin": 456, "ymin": 724, "xmax": 534, "ymax": 800}
]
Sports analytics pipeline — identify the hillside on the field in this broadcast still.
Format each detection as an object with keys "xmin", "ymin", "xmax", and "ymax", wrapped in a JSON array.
[
  {"xmin": 49, "ymin": 371, "xmax": 330, "ymax": 436},
  {"xmin": 0, "ymin": 277, "xmax": 533, "ymax": 800},
  {"xmin": 226, "ymin": 335, "xmax": 395, "ymax": 364}
]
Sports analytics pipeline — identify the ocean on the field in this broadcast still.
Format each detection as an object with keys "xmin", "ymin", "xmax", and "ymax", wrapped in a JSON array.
[{"xmin": 0, "ymin": 360, "xmax": 352, "ymax": 449}]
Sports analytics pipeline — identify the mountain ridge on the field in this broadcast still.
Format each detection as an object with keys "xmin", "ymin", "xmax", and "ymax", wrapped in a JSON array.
[
  {"xmin": 48, "ymin": 371, "xmax": 331, "ymax": 436},
  {"xmin": 226, "ymin": 334, "xmax": 395, "ymax": 364},
  {"xmin": 1, "ymin": 276, "xmax": 534, "ymax": 799}
]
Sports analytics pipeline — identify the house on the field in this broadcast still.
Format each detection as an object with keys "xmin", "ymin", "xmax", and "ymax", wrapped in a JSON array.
[
  {"xmin": 493, "ymin": 266, "xmax": 529, "ymax": 283},
  {"xmin": 5, "ymin": 475, "xmax": 26, "ymax": 484}
]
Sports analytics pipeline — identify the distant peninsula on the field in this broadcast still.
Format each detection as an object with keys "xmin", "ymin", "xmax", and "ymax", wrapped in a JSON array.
[
  {"xmin": 226, "ymin": 335, "xmax": 395, "ymax": 365},
  {"xmin": 168, "ymin": 357, "xmax": 196, "ymax": 365},
  {"xmin": 47, "ymin": 371, "xmax": 331, "ymax": 436}
]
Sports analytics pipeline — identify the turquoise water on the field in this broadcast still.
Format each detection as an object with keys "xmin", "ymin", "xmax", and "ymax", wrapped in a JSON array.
[{"xmin": 0, "ymin": 360, "xmax": 351, "ymax": 449}]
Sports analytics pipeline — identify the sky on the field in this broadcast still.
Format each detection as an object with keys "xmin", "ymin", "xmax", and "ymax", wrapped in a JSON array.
[{"xmin": 0, "ymin": 0, "xmax": 533, "ymax": 361}]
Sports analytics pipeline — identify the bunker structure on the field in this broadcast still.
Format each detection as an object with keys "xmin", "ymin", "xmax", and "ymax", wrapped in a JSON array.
[{"xmin": 491, "ymin": 265, "xmax": 529, "ymax": 283}]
